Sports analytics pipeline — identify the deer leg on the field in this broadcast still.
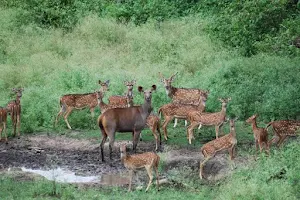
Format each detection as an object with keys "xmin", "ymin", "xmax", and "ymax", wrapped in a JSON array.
[
  {"xmin": 162, "ymin": 116, "xmax": 173, "ymax": 141},
  {"xmin": 99, "ymin": 128, "xmax": 108, "ymax": 162},
  {"xmin": 63, "ymin": 107, "xmax": 73, "ymax": 130},
  {"xmin": 151, "ymin": 126, "xmax": 159, "ymax": 151},
  {"xmin": 185, "ymin": 120, "xmax": 188, "ymax": 127},
  {"xmin": 157, "ymin": 124, "xmax": 162, "ymax": 149},
  {"xmin": 17, "ymin": 115, "xmax": 20, "ymax": 138},
  {"xmin": 132, "ymin": 130, "xmax": 141, "ymax": 153},
  {"xmin": 128, "ymin": 170, "xmax": 133, "ymax": 192},
  {"xmin": 3, "ymin": 122, "xmax": 7, "ymax": 143},
  {"xmin": 173, "ymin": 118, "xmax": 178, "ymax": 128},
  {"xmin": 108, "ymin": 134, "xmax": 115, "ymax": 161},
  {"xmin": 277, "ymin": 135, "xmax": 287, "ymax": 147},
  {"xmin": 228, "ymin": 146, "xmax": 236, "ymax": 169},
  {"xmin": 0, "ymin": 125, "xmax": 2, "ymax": 141},
  {"xmin": 155, "ymin": 163, "xmax": 159, "ymax": 191},
  {"xmin": 55, "ymin": 104, "xmax": 66, "ymax": 127},
  {"xmin": 145, "ymin": 165, "xmax": 153, "ymax": 192},
  {"xmin": 198, "ymin": 124, "xmax": 202, "ymax": 130},
  {"xmin": 187, "ymin": 123, "xmax": 199, "ymax": 144},
  {"xmin": 215, "ymin": 123, "xmax": 223, "ymax": 139},
  {"xmin": 199, "ymin": 155, "xmax": 212, "ymax": 179},
  {"xmin": 11, "ymin": 114, "xmax": 16, "ymax": 137}
]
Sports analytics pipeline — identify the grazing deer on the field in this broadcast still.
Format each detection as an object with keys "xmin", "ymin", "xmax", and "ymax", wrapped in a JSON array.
[
  {"xmin": 146, "ymin": 113, "xmax": 162, "ymax": 151},
  {"xmin": 159, "ymin": 72, "xmax": 208, "ymax": 127},
  {"xmin": 246, "ymin": 114, "xmax": 270, "ymax": 155},
  {"xmin": 96, "ymin": 90, "xmax": 129, "ymax": 113},
  {"xmin": 55, "ymin": 80, "xmax": 109, "ymax": 129},
  {"xmin": 199, "ymin": 118, "xmax": 238, "ymax": 179},
  {"xmin": 187, "ymin": 98, "xmax": 231, "ymax": 144},
  {"xmin": 98, "ymin": 85, "xmax": 156, "ymax": 162},
  {"xmin": 267, "ymin": 120, "xmax": 300, "ymax": 147},
  {"xmin": 6, "ymin": 88, "xmax": 24, "ymax": 138},
  {"xmin": 0, "ymin": 107, "xmax": 8, "ymax": 143},
  {"xmin": 120, "ymin": 144, "xmax": 160, "ymax": 192},
  {"xmin": 158, "ymin": 91, "xmax": 209, "ymax": 141},
  {"xmin": 108, "ymin": 80, "xmax": 136, "ymax": 107}
]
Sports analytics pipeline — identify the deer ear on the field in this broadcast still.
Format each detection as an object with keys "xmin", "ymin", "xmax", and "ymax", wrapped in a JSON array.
[
  {"xmin": 124, "ymin": 81, "xmax": 128, "ymax": 85},
  {"xmin": 151, "ymin": 85, "xmax": 157, "ymax": 91},
  {"xmin": 170, "ymin": 72, "xmax": 178, "ymax": 81},
  {"xmin": 138, "ymin": 86, "xmax": 144, "ymax": 92},
  {"xmin": 234, "ymin": 117, "xmax": 239, "ymax": 121},
  {"xmin": 12, "ymin": 88, "xmax": 16, "ymax": 92},
  {"xmin": 228, "ymin": 97, "xmax": 232, "ymax": 101},
  {"xmin": 132, "ymin": 80, "xmax": 136, "ymax": 85},
  {"xmin": 21, "ymin": 88, "xmax": 24, "ymax": 91},
  {"xmin": 98, "ymin": 80, "xmax": 102, "ymax": 84},
  {"xmin": 105, "ymin": 80, "xmax": 110, "ymax": 86}
]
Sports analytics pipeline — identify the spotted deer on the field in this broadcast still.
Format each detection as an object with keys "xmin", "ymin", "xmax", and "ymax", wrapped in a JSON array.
[
  {"xmin": 6, "ymin": 88, "xmax": 24, "ymax": 138},
  {"xmin": 200, "ymin": 118, "xmax": 238, "ymax": 179},
  {"xmin": 120, "ymin": 143, "xmax": 160, "ymax": 192},
  {"xmin": 187, "ymin": 98, "xmax": 231, "ymax": 144},
  {"xmin": 158, "ymin": 91, "xmax": 209, "ymax": 141},
  {"xmin": 55, "ymin": 80, "xmax": 109, "ymax": 129},
  {"xmin": 267, "ymin": 120, "xmax": 300, "ymax": 147},
  {"xmin": 98, "ymin": 85, "xmax": 156, "ymax": 162},
  {"xmin": 246, "ymin": 114, "xmax": 270, "ymax": 155},
  {"xmin": 145, "ymin": 113, "xmax": 162, "ymax": 151},
  {"xmin": 96, "ymin": 90, "xmax": 129, "ymax": 113},
  {"xmin": 108, "ymin": 80, "xmax": 136, "ymax": 107},
  {"xmin": 159, "ymin": 72, "xmax": 208, "ymax": 127},
  {"xmin": 0, "ymin": 107, "xmax": 8, "ymax": 143}
]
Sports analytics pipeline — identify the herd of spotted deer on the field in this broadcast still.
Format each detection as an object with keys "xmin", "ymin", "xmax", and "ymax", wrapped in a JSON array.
[{"xmin": 0, "ymin": 72, "xmax": 299, "ymax": 192}]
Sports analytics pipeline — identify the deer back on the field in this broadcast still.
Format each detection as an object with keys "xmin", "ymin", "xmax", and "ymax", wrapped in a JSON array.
[
  {"xmin": 268, "ymin": 120, "xmax": 300, "ymax": 136},
  {"xmin": 122, "ymin": 152, "xmax": 159, "ymax": 169},
  {"xmin": 60, "ymin": 93, "xmax": 98, "ymax": 109}
]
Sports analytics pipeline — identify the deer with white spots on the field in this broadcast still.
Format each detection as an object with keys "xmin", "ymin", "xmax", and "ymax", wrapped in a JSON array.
[
  {"xmin": 120, "ymin": 143, "xmax": 160, "ymax": 192},
  {"xmin": 108, "ymin": 80, "xmax": 136, "ymax": 107},
  {"xmin": 159, "ymin": 72, "xmax": 208, "ymax": 128},
  {"xmin": 187, "ymin": 98, "xmax": 231, "ymax": 144},
  {"xmin": 98, "ymin": 85, "xmax": 156, "ymax": 162},
  {"xmin": 6, "ymin": 88, "xmax": 24, "ymax": 138},
  {"xmin": 0, "ymin": 107, "xmax": 8, "ymax": 143},
  {"xmin": 158, "ymin": 90, "xmax": 209, "ymax": 141},
  {"xmin": 267, "ymin": 120, "xmax": 300, "ymax": 147},
  {"xmin": 145, "ymin": 113, "xmax": 162, "ymax": 151},
  {"xmin": 55, "ymin": 80, "xmax": 109, "ymax": 129},
  {"xmin": 96, "ymin": 90, "xmax": 129, "ymax": 113},
  {"xmin": 246, "ymin": 114, "xmax": 270, "ymax": 155},
  {"xmin": 199, "ymin": 118, "xmax": 238, "ymax": 179}
]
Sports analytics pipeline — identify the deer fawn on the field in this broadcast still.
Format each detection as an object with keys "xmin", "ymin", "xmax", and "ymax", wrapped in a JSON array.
[
  {"xmin": 6, "ymin": 88, "xmax": 24, "ymax": 138},
  {"xmin": 0, "ymin": 107, "xmax": 8, "ymax": 143},
  {"xmin": 108, "ymin": 80, "xmax": 136, "ymax": 107},
  {"xmin": 267, "ymin": 120, "xmax": 300, "ymax": 147},
  {"xmin": 200, "ymin": 118, "xmax": 238, "ymax": 179},
  {"xmin": 158, "ymin": 91, "xmax": 209, "ymax": 141},
  {"xmin": 187, "ymin": 98, "xmax": 231, "ymax": 144},
  {"xmin": 55, "ymin": 80, "xmax": 109, "ymax": 129},
  {"xmin": 145, "ymin": 113, "xmax": 162, "ymax": 151},
  {"xmin": 246, "ymin": 114, "xmax": 270, "ymax": 156},
  {"xmin": 120, "ymin": 144, "xmax": 160, "ymax": 192},
  {"xmin": 98, "ymin": 85, "xmax": 156, "ymax": 162},
  {"xmin": 159, "ymin": 72, "xmax": 208, "ymax": 128}
]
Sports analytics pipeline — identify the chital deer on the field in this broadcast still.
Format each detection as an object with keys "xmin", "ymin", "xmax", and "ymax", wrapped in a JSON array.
[
  {"xmin": 108, "ymin": 80, "xmax": 136, "ymax": 107},
  {"xmin": 96, "ymin": 90, "xmax": 128, "ymax": 113},
  {"xmin": 6, "ymin": 88, "xmax": 24, "ymax": 138},
  {"xmin": 246, "ymin": 114, "xmax": 270, "ymax": 155},
  {"xmin": 267, "ymin": 120, "xmax": 300, "ymax": 147},
  {"xmin": 159, "ymin": 72, "xmax": 208, "ymax": 127},
  {"xmin": 199, "ymin": 118, "xmax": 238, "ymax": 179},
  {"xmin": 55, "ymin": 80, "xmax": 109, "ymax": 129},
  {"xmin": 187, "ymin": 98, "xmax": 231, "ymax": 144},
  {"xmin": 120, "ymin": 144, "xmax": 160, "ymax": 192},
  {"xmin": 98, "ymin": 85, "xmax": 156, "ymax": 162},
  {"xmin": 158, "ymin": 91, "xmax": 209, "ymax": 141},
  {"xmin": 145, "ymin": 113, "xmax": 162, "ymax": 151},
  {"xmin": 0, "ymin": 107, "xmax": 8, "ymax": 143}
]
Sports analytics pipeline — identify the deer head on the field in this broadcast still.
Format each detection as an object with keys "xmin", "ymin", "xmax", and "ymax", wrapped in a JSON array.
[
  {"xmin": 246, "ymin": 114, "xmax": 258, "ymax": 124},
  {"xmin": 99, "ymin": 80, "xmax": 110, "ymax": 92},
  {"xmin": 12, "ymin": 88, "xmax": 24, "ymax": 98},
  {"xmin": 159, "ymin": 72, "xmax": 177, "ymax": 96},
  {"xmin": 138, "ymin": 85, "xmax": 156, "ymax": 102},
  {"xmin": 199, "ymin": 90, "xmax": 210, "ymax": 107},
  {"xmin": 96, "ymin": 90, "xmax": 105, "ymax": 104}
]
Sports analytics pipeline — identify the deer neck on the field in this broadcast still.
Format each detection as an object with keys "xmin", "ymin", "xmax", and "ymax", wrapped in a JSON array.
[
  {"xmin": 15, "ymin": 96, "xmax": 21, "ymax": 105},
  {"xmin": 197, "ymin": 100, "xmax": 206, "ymax": 112},
  {"xmin": 166, "ymin": 86, "xmax": 176, "ymax": 99},
  {"xmin": 220, "ymin": 104, "xmax": 227, "ymax": 116},
  {"xmin": 231, "ymin": 127, "xmax": 236, "ymax": 138},
  {"xmin": 141, "ymin": 99, "xmax": 152, "ymax": 120},
  {"xmin": 120, "ymin": 151, "xmax": 128, "ymax": 163},
  {"xmin": 251, "ymin": 120, "xmax": 258, "ymax": 131}
]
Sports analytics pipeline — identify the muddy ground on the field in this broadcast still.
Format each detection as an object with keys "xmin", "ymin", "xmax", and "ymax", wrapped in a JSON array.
[{"xmin": 0, "ymin": 132, "xmax": 251, "ymax": 185}]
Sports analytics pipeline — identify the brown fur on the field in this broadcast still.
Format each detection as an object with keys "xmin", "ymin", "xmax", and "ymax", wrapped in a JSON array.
[
  {"xmin": 159, "ymin": 91, "xmax": 209, "ymax": 141},
  {"xmin": 246, "ymin": 114, "xmax": 270, "ymax": 155},
  {"xmin": 0, "ymin": 107, "xmax": 8, "ymax": 143},
  {"xmin": 108, "ymin": 80, "xmax": 136, "ymax": 107},
  {"xmin": 96, "ymin": 91, "xmax": 128, "ymax": 113},
  {"xmin": 98, "ymin": 85, "xmax": 156, "ymax": 162},
  {"xmin": 146, "ymin": 114, "xmax": 162, "ymax": 151},
  {"xmin": 120, "ymin": 144, "xmax": 160, "ymax": 192},
  {"xmin": 200, "ymin": 119, "xmax": 238, "ymax": 179},
  {"xmin": 187, "ymin": 98, "xmax": 231, "ymax": 144},
  {"xmin": 55, "ymin": 80, "xmax": 109, "ymax": 129},
  {"xmin": 267, "ymin": 120, "xmax": 300, "ymax": 147}
]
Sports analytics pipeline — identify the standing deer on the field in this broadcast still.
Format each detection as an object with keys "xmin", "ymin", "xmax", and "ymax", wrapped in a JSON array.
[
  {"xmin": 159, "ymin": 72, "xmax": 208, "ymax": 127},
  {"xmin": 6, "ymin": 88, "xmax": 24, "ymax": 138},
  {"xmin": 98, "ymin": 85, "xmax": 156, "ymax": 162},
  {"xmin": 145, "ymin": 113, "xmax": 162, "ymax": 151},
  {"xmin": 200, "ymin": 118, "xmax": 238, "ymax": 179},
  {"xmin": 187, "ymin": 98, "xmax": 231, "ymax": 144},
  {"xmin": 246, "ymin": 114, "xmax": 270, "ymax": 156},
  {"xmin": 55, "ymin": 80, "xmax": 109, "ymax": 129},
  {"xmin": 158, "ymin": 91, "xmax": 209, "ymax": 141},
  {"xmin": 267, "ymin": 120, "xmax": 300, "ymax": 147},
  {"xmin": 120, "ymin": 144, "xmax": 160, "ymax": 192},
  {"xmin": 96, "ymin": 90, "xmax": 129, "ymax": 113},
  {"xmin": 108, "ymin": 80, "xmax": 136, "ymax": 107},
  {"xmin": 0, "ymin": 107, "xmax": 8, "ymax": 143}
]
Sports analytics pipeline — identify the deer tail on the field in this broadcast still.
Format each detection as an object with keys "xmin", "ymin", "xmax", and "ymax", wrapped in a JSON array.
[
  {"xmin": 266, "ymin": 121, "xmax": 274, "ymax": 130},
  {"xmin": 59, "ymin": 98, "xmax": 67, "ymax": 113}
]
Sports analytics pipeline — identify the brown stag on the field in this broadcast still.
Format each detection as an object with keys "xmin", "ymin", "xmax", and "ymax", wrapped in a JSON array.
[
  {"xmin": 158, "ymin": 90, "xmax": 209, "ymax": 141},
  {"xmin": 267, "ymin": 120, "xmax": 300, "ymax": 147},
  {"xmin": 0, "ymin": 107, "xmax": 8, "ymax": 143},
  {"xmin": 6, "ymin": 88, "xmax": 24, "ymax": 138},
  {"xmin": 120, "ymin": 143, "xmax": 160, "ymax": 192},
  {"xmin": 200, "ymin": 118, "xmax": 238, "ymax": 179},
  {"xmin": 108, "ymin": 80, "xmax": 136, "ymax": 107},
  {"xmin": 159, "ymin": 72, "xmax": 208, "ymax": 128},
  {"xmin": 187, "ymin": 98, "xmax": 231, "ymax": 144},
  {"xmin": 246, "ymin": 114, "xmax": 270, "ymax": 156},
  {"xmin": 98, "ymin": 85, "xmax": 156, "ymax": 162},
  {"xmin": 55, "ymin": 80, "xmax": 109, "ymax": 129}
]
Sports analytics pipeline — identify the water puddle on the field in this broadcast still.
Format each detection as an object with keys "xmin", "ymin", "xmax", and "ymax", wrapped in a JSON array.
[{"xmin": 20, "ymin": 167, "xmax": 130, "ymax": 185}]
